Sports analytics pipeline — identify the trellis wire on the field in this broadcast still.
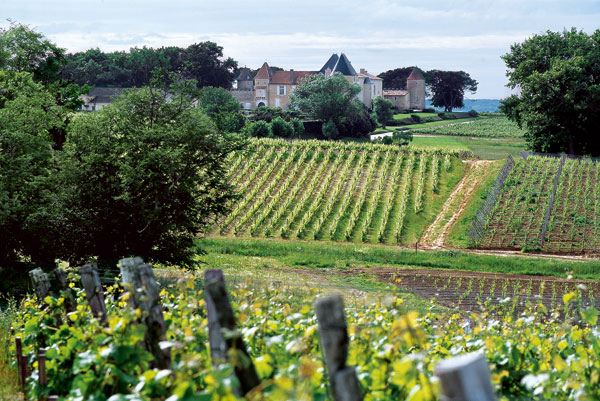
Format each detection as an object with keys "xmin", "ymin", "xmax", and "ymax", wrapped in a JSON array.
[{"xmin": 467, "ymin": 155, "xmax": 515, "ymax": 245}]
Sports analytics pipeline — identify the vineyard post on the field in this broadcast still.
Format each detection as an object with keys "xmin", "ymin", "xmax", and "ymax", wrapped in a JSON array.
[
  {"xmin": 204, "ymin": 269, "xmax": 261, "ymax": 396},
  {"xmin": 39, "ymin": 349, "xmax": 47, "ymax": 387},
  {"xmin": 79, "ymin": 263, "xmax": 107, "ymax": 324},
  {"xmin": 315, "ymin": 295, "xmax": 363, "ymax": 401},
  {"xmin": 435, "ymin": 352, "xmax": 496, "ymax": 401},
  {"xmin": 119, "ymin": 257, "xmax": 171, "ymax": 369},
  {"xmin": 15, "ymin": 337, "xmax": 24, "ymax": 391},
  {"xmin": 29, "ymin": 268, "xmax": 51, "ymax": 301}
]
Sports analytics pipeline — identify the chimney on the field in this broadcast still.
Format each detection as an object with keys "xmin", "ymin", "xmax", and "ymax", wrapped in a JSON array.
[
  {"xmin": 290, "ymin": 69, "xmax": 294, "ymax": 84},
  {"xmin": 360, "ymin": 68, "xmax": 366, "ymax": 74}
]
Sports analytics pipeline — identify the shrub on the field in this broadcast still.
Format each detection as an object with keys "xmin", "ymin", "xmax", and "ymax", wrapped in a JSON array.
[
  {"xmin": 270, "ymin": 117, "xmax": 294, "ymax": 138},
  {"xmin": 248, "ymin": 120, "xmax": 272, "ymax": 138},
  {"xmin": 322, "ymin": 119, "xmax": 339, "ymax": 139},
  {"xmin": 468, "ymin": 109, "xmax": 479, "ymax": 117},
  {"xmin": 290, "ymin": 118, "xmax": 305, "ymax": 137},
  {"xmin": 437, "ymin": 112, "xmax": 447, "ymax": 119},
  {"xmin": 423, "ymin": 108, "xmax": 436, "ymax": 113},
  {"xmin": 411, "ymin": 114, "xmax": 422, "ymax": 123}
]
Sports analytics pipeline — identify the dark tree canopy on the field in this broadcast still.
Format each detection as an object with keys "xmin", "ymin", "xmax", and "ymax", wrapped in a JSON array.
[
  {"xmin": 378, "ymin": 66, "xmax": 420, "ymax": 89},
  {"xmin": 501, "ymin": 28, "xmax": 600, "ymax": 155},
  {"xmin": 61, "ymin": 42, "xmax": 237, "ymax": 89},
  {"xmin": 427, "ymin": 70, "xmax": 478, "ymax": 112}
]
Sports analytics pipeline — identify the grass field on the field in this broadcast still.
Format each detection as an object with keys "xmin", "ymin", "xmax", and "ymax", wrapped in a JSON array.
[
  {"xmin": 412, "ymin": 135, "xmax": 527, "ymax": 160},
  {"xmin": 213, "ymin": 139, "xmax": 467, "ymax": 246},
  {"xmin": 411, "ymin": 117, "xmax": 525, "ymax": 138},
  {"xmin": 198, "ymin": 237, "xmax": 600, "ymax": 280}
]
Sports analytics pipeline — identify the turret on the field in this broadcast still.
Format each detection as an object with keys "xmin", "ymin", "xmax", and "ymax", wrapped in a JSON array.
[{"xmin": 407, "ymin": 68, "xmax": 426, "ymax": 110}]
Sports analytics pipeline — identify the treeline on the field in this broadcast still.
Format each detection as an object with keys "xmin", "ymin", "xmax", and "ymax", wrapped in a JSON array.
[{"xmin": 61, "ymin": 42, "xmax": 237, "ymax": 88}]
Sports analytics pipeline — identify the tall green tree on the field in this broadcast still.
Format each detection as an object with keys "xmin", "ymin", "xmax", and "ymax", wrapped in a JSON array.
[
  {"xmin": 57, "ymin": 76, "xmax": 246, "ymax": 267},
  {"xmin": 377, "ymin": 66, "xmax": 420, "ymax": 89},
  {"xmin": 372, "ymin": 97, "xmax": 394, "ymax": 128},
  {"xmin": 501, "ymin": 28, "xmax": 600, "ymax": 155},
  {"xmin": 0, "ymin": 71, "xmax": 66, "ymax": 268},
  {"xmin": 196, "ymin": 86, "xmax": 246, "ymax": 133},
  {"xmin": 427, "ymin": 70, "xmax": 478, "ymax": 112},
  {"xmin": 291, "ymin": 73, "xmax": 374, "ymax": 138}
]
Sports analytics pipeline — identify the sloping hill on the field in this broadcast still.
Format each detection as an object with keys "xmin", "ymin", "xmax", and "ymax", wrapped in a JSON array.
[{"xmin": 209, "ymin": 139, "xmax": 469, "ymax": 245}]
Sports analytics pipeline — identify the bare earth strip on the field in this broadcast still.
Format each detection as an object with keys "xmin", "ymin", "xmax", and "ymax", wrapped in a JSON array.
[{"xmin": 420, "ymin": 160, "xmax": 492, "ymax": 248}]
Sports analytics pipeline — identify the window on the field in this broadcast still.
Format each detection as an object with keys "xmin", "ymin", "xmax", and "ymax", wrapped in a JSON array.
[
  {"xmin": 278, "ymin": 85, "xmax": 286, "ymax": 96},
  {"xmin": 275, "ymin": 98, "xmax": 280, "ymax": 107}
]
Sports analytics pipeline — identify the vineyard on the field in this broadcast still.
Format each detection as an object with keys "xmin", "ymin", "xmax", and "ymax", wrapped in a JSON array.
[
  {"xmin": 411, "ymin": 117, "xmax": 525, "ymax": 138},
  {"xmin": 476, "ymin": 155, "xmax": 600, "ymax": 255},
  {"xmin": 7, "ymin": 262, "xmax": 600, "ymax": 401},
  {"xmin": 211, "ymin": 139, "xmax": 468, "ymax": 245}
]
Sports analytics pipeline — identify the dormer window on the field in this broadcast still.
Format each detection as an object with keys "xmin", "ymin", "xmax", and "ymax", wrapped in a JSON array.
[{"xmin": 278, "ymin": 86, "xmax": 286, "ymax": 96}]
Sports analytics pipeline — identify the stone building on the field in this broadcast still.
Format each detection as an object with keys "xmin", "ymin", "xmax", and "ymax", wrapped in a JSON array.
[
  {"xmin": 383, "ymin": 68, "xmax": 426, "ymax": 111},
  {"xmin": 231, "ymin": 54, "xmax": 425, "ymax": 111}
]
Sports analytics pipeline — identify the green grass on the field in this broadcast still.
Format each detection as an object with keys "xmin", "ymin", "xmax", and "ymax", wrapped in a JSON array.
[
  {"xmin": 411, "ymin": 135, "xmax": 527, "ymax": 160},
  {"xmin": 198, "ymin": 237, "xmax": 600, "ymax": 280},
  {"xmin": 447, "ymin": 160, "xmax": 504, "ymax": 247},
  {"xmin": 404, "ymin": 117, "xmax": 480, "ymax": 128},
  {"xmin": 0, "ymin": 298, "xmax": 20, "ymax": 400}
]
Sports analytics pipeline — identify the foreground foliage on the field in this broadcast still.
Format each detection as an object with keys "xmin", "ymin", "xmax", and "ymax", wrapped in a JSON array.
[{"xmin": 8, "ymin": 268, "xmax": 600, "ymax": 400}]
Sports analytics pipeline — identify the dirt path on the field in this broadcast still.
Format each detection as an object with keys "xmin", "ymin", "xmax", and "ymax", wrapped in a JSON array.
[{"xmin": 420, "ymin": 160, "xmax": 492, "ymax": 248}]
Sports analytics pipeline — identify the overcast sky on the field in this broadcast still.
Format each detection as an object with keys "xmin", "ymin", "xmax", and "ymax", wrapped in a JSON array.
[{"xmin": 3, "ymin": 0, "xmax": 600, "ymax": 98}]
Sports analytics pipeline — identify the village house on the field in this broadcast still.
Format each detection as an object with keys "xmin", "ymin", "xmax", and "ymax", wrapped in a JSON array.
[
  {"xmin": 231, "ymin": 53, "xmax": 425, "ymax": 111},
  {"xmin": 79, "ymin": 87, "xmax": 124, "ymax": 111}
]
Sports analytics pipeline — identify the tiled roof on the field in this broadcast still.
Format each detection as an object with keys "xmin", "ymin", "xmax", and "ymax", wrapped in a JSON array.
[
  {"xmin": 358, "ymin": 72, "xmax": 382, "ymax": 80},
  {"xmin": 384, "ymin": 89, "xmax": 409, "ymax": 96},
  {"xmin": 320, "ymin": 53, "xmax": 339, "ymax": 73},
  {"xmin": 270, "ymin": 70, "xmax": 317, "ymax": 84},
  {"xmin": 330, "ymin": 53, "xmax": 357, "ymax": 76},
  {"xmin": 407, "ymin": 68, "xmax": 425, "ymax": 81},
  {"xmin": 88, "ymin": 87, "xmax": 124, "ymax": 97},
  {"xmin": 255, "ymin": 62, "xmax": 271, "ymax": 79}
]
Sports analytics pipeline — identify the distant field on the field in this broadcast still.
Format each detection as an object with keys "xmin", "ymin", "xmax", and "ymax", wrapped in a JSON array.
[
  {"xmin": 477, "ymin": 156, "xmax": 600, "ymax": 255},
  {"xmin": 411, "ymin": 135, "xmax": 527, "ymax": 160},
  {"xmin": 211, "ymin": 139, "xmax": 467, "ymax": 245},
  {"xmin": 410, "ymin": 116, "xmax": 525, "ymax": 138}
]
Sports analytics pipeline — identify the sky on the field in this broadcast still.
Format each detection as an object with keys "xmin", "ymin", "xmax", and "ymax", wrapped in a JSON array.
[{"xmin": 3, "ymin": 0, "xmax": 600, "ymax": 98}]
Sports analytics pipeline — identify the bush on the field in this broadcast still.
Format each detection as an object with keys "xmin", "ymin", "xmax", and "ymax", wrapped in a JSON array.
[
  {"xmin": 270, "ymin": 117, "xmax": 294, "ymax": 138},
  {"xmin": 410, "ymin": 114, "xmax": 422, "ymax": 123},
  {"xmin": 322, "ymin": 119, "xmax": 339, "ymax": 139},
  {"xmin": 423, "ymin": 108, "xmax": 436, "ymax": 113},
  {"xmin": 437, "ymin": 112, "xmax": 447, "ymax": 119},
  {"xmin": 338, "ymin": 102, "xmax": 376, "ymax": 138},
  {"xmin": 248, "ymin": 120, "xmax": 272, "ymax": 138},
  {"xmin": 290, "ymin": 118, "xmax": 305, "ymax": 137},
  {"xmin": 468, "ymin": 109, "xmax": 479, "ymax": 117},
  {"xmin": 252, "ymin": 106, "xmax": 285, "ymax": 123}
]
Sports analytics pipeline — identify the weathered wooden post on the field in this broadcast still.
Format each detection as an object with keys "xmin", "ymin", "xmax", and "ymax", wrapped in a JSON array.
[
  {"xmin": 204, "ymin": 269, "xmax": 260, "ymax": 396},
  {"xmin": 29, "ymin": 268, "xmax": 51, "ymax": 301},
  {"xmin": 435, "ymin": 351, "xmax": 496, "ymax": 401},
  {"xmin": 38, "ymin": 350, "xmax": 47, "ymax": 387},
  {"xmin": 79, "ymin": 263, "xmax": 107, "ymax": 323},
  {"xmin": 119, "ymin": 257, "xmax": 171, "ymax": 369},
  {"xmin": 15, "ymin": 337, "xmax": 25, "ymax": 391},
  {"xmin": 315, "ymin": 295, "xmax": 363, "ymax": 401}
]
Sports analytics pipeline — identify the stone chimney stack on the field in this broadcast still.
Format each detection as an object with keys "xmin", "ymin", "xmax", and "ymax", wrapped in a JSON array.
[{"xmin": 290, "ymin": 69, "xmax": 294, "ymax": 83}]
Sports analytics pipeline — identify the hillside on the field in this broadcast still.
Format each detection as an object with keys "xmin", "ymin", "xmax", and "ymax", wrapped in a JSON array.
[
  {"xmin": 210, "ymin": 139, "xmax": 469, "ymax": 245},
  {"xmin": 475, "ymin": 155, "xmax": 600, "ymax": 255}
]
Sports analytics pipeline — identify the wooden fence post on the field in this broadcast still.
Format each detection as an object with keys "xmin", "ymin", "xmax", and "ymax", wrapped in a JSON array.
[
  {"xmin": 119, "ymin": 257, "xmax": 171, "ymax": 369},
  {"xmin": 15, "ymin": 337, "xmax": 25, "ymax": 392},
  {"xmin": 29, "ymin": 268, "xmax": 51, "ymax": 301},
  {"xmin": 435, "ymin": 351, "xmax": 496, "ymax": 401},
  {"xmin": 315, "ymin": 295, "xmax": 363, "ymax": 401},
  {"xmin": 204, "ymin": 269, "xmax": 260, "ymax": 396},
  {"xmin": 38, "ymin": 350, "xmax": 47, "ymax": 386},
  {"xmin": 79, "ymin": 263, "xmax": 107, "ymax": 323}
]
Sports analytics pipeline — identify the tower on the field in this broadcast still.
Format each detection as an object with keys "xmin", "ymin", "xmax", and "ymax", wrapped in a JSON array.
[{"xmin": 407, "ymin": 68, "xmax": 426, "ymax": 110}]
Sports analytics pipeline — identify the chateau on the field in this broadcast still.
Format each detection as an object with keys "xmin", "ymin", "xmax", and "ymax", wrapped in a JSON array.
[{"xmin": 231, "ymin": 53, "xmax": 425, "ymax": 111}]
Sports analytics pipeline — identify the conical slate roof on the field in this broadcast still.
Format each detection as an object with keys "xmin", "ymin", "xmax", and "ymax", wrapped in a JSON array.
[
  {"xmin": 407, "ymin": 68, "xmax": 425, "ymax": 81},
  {"xmin": 330, "ymin": 53, "xmax": 357, "ymax": 76},
  {"xmin": 320, "ymin": 53, "xmax": 339, "ymax": 73},
  {"xmin": 236, "ymin": 68, "xmax": 253, "ymax": 81},
  {"xmin": 255, "ymin": 62, "xmax": 271, "ymax": 79}
]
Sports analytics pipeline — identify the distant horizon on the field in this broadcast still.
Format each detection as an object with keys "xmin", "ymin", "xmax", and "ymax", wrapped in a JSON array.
[{"xmin": 3, "ymin": 0, "xmax": 599, "ymax": 98}]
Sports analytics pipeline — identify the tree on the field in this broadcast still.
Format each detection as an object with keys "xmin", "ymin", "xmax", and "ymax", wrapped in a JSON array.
[
  {"xmin": 290, "ymin": 73, "xmax": 362, "ymax": 138},
  {"xmin": 270, "ymin": 117, "xmax": 294, "ymax": 138},
  {"xmin": 196, "ymin": 86, "xmax": 246, "ymax": 133},
  {"xmin": 56, "ymin": 76, "xmax": 246, "ymax": 267},
  {"xmin": 248, "ymin": 120, "xmax": 272, "ymax": 138},
  {"xmin": 377, "ymin": 66, "xmax": 420, "ymax": 89},
  {"xmin": 181, "ymin": 42, "xmax": 237, "ymax": 88},
  {"xmin": 372, "ymin": 97, "xmax": 394, "ymax": 128},
  {"xmin": 0, "ymin": 71, "xmax": 66, "ymax": 268},
  {"xmin": 501, "ymin": 28, "xmax": 600, "ymax": 155},
  {"xmin": 0, "ymin": 21, "xmax": 65, "ymax": 84},
  {"xmin": 427, "ymin": 70, "xmax": 478, "ymax": 112}
]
